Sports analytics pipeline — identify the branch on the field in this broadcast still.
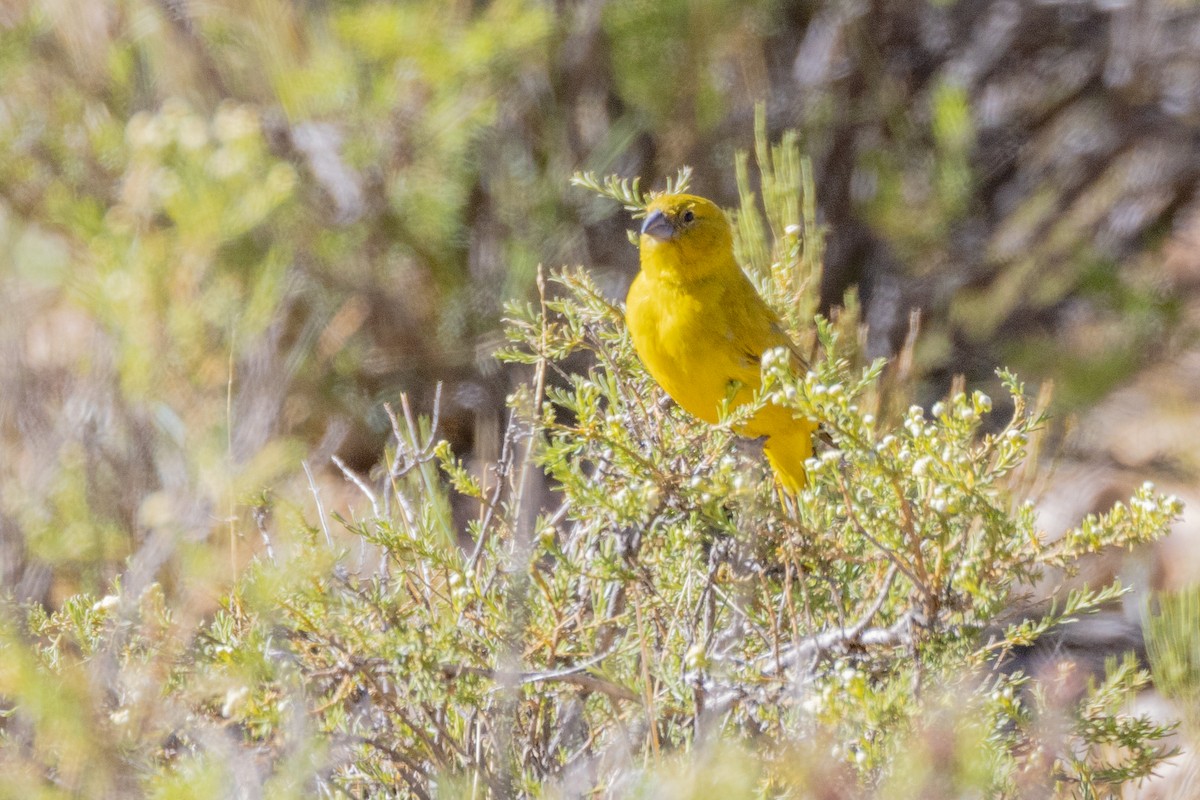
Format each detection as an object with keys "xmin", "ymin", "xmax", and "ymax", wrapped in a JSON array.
[
  {"xmin": 440, "ymin": 652, "xmax": 638, "ymax": 704},
  {"xmin": 760, "ymin": 611, "xmax": 916, "ymax": 676}
]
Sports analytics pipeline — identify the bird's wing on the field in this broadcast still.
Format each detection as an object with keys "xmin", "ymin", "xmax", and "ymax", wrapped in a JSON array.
[
  {"xmin": 723, "ymin": 274, "xmax": 809, "ymax": 382},
  {"xmin": 767, "ymin": 319, "xmax": 810, "ymax": 372}
]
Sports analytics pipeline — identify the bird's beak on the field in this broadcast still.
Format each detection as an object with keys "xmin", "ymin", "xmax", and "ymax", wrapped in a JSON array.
[{"xmin": 640, "ymin": 209, "xmax": 675, "ymax": 241}]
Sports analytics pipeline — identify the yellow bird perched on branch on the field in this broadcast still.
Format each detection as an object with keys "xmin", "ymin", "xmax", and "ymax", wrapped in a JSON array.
[{"xmin": 625, "ymin": 193, "xmax": 816, "ymax": 493}]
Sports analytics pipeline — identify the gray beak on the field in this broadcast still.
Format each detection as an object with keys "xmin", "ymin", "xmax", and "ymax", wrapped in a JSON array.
[{"xmin": 640, "ymin": 209, "xmax": 675, "ymax": 240}]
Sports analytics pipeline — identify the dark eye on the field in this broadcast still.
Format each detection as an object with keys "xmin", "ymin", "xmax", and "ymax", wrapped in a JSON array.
[{"xmin": 682, "ymin": 209, "xmax": 695, "ymax": 223}]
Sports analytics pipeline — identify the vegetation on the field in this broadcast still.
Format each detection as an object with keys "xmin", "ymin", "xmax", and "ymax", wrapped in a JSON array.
[
  {"xmin": 0, "ymin": 115, "xmax": 1187, "ymax": 797},
  {"xmin": 0, "ymin": 1, "xmax": 1197, "ymax": 797}
]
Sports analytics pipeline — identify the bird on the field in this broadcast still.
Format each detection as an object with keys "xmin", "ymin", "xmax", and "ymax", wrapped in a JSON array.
[{"xmin": 625, "ymin": 192, "xmax": 817, "ymax": 492}]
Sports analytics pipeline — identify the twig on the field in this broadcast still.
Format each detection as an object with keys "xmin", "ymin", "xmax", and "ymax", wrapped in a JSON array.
[
  {"xmin": 846, "ymin": 563, "xmax": 900, "ymax": 640},
  {"xmin": 302, "ymin": 460, "xmax": 334, "ymax": 548},
  {"xmin": 511, "ymin": 266, "xmax": 550, "ymax": 545},
  {"xmin": 835, "ymin": 470, "xmax": 933, "ymax": 606},
  {"xmin": 332, "ymin": 454, "xmax": 380, "ymax": 518},
  {"xmin": 358, "ymin": 737, "xmax": 434, "ymax": 800},
  {"xmin": 758, "ymin": 611, "xmax": 916, "ymax": 677},
  {"xmin": 469, "ymin": 409, "xmax": 519, "ymax": 569},
  {"xmin": 252, "ymin": 502, "xmax": 275, "ymax": 565},
  {"xmin": 381, "ymin": 399, "xmax": 439, "ymax": 535},
  {"xmin": 632, "ymin": 587, "xmax": 661, "ymax": 759},
  {"xmin": 440, "ymin": 656, "xmax": 638, "ymax": 704}
]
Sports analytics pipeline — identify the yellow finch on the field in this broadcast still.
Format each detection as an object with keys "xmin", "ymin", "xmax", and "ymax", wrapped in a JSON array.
[{"xmin": 625, "ymin": 193, "xmax": 815, "ymax": 492}]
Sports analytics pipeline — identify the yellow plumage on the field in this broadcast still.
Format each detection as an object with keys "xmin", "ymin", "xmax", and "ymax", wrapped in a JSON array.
[{"xmin": 625, "ymin": 193, "xmax": 816, "ymax": 493}]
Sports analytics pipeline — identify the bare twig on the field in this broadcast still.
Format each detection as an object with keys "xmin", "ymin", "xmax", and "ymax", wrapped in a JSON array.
[
  {"xmin": 469, "ymin": 408, "xmax": 519, "ymax": 569},
  {"xmin": 302, "ymin": 460, "xmax": 334, "ymax": 548},
  {"xmin": 758, "ymin": 611, "xmax": 916, "ymax": 677},
  {"xmin": 332, "ymin": 454, "xmax": 380, "ymax": 518},
  {"xmin": 846, "ymin": 563, "xmax": 900, "ymax": 640},
  {"xmin": 252, "ymin": 501, "xmax": 275, "ymax": 565},
  {"xmin": 440, "ymin": 655, "xmax": 638, "ymax": 704}
]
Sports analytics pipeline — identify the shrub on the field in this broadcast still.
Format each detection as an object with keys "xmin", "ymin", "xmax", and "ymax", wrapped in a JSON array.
[{"xmin": 0, "ymin": 119, "xmax": 1183, "ymax": 799}]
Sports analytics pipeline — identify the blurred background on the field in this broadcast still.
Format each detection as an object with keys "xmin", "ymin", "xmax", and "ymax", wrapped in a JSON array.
[{"xmin": 2, "ymin": 0, "xmax": 1199, "ymax": 608}]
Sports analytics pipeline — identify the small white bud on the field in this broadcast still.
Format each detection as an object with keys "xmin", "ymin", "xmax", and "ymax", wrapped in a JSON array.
[
  {"xmin": 222, "ymin": 686, "xmax": 250, "ymax": 718},
  {"xmin": 92, "ymin": 595, "xmax": 120, "ymax": 613}
]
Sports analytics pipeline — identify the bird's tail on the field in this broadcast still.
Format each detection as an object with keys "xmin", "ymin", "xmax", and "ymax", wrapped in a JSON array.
[{"xmin": 763, "ymin": 423, "xmax": 816, "ymax": 494}]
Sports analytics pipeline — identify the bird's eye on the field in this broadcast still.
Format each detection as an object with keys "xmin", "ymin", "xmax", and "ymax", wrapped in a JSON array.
[{"xmin": 682, "ymin": 209, "xmax": 695, "ymax": 223}]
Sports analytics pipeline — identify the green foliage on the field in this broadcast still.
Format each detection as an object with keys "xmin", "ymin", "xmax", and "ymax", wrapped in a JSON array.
[
  {"xmin": 570, "ymin": 166, "xmax": 694, "ymax": 216},
  {"xmin": 0, "ymin": 0, "xmax": 563, "ymax": 597},
  {"xmin": 602, "ymin": 0, "xmax": 754, "ymax": 134},
  {"xmin": 570, "ymin": 167, "xmax": 694, "ymax": 245},
  {"xmin": 732, "ymin": 106, "xmax": 825, "ymax": 338},
  {"xmin": 1066, "ymin": 655, "xmax": 1176, "ymax": 790},
  {"xmin": 0, "ymin": 1, "xmax": 1187, "ymax": 788},
  {"xmin": 95, "ymin": 101, "xmax": 298, "ymax": 398},
  {"xmin": 859, "ymin": 77, "xmax": 976, "ymax": 267},
  {"xmin": 0, "ymin": 115, "xmax": 1184, "ymax": 797},
  {"xmin": 1145, "ymin": 584, "xmax": 1200, "ymax": 734}
]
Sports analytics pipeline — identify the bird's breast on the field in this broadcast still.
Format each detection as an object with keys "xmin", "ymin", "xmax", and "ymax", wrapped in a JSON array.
[{"xmin": 625, "ymin": 274, "xmax": 743, "ymax": 424}]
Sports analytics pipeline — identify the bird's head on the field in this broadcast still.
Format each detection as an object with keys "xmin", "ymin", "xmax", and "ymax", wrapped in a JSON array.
[{"xmin": 639, "ymin": 193, "xmax": 736, "ymax": 281}]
